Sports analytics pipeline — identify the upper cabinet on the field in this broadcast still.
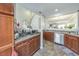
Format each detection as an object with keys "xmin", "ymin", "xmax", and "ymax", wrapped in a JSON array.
[
  {"xmin": 0, "ymin": 3, "xmax": 14, "ymax": 56},
  {"xmin": 0, "ymin": 3, "xmax": 14, "ymax": 15}
]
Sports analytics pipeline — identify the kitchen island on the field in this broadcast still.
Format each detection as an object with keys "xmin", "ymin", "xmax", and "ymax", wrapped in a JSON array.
[{"xmin": 14, "ymin": 33, "xmax": 40, "ymax": 56}]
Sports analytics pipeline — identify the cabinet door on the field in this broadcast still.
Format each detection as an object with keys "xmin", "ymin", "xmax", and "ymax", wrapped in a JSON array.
[
  {"xmin": 43, "ymin": 32, "xmax": 46, "ymax": 39},
  {"xmin": 67, "ymin": 37, "xmax": 70, "ymax": 48},
  {"xmin": 69, "ymin": 38, "xmax": 73, "ymax": 49},
  {"xmin": 29, "ymin": 36, "xmax": 40, "ymax": 55},
  {"xmin": 44, "ymin": 32, "xmax": 54, "ymax": 42},
  {"xmin": 29, "ymin": 39, "xmax": 35, "ymax": 55},
  {"xmin": 34, "ymin": 36, "xmax": 40, "ymax": 50},
  {"xmin": 0, "ymin": 14, "xmax": 13, "ymax": 56},
  {"xmin": 72, "ymin": 37, "xmax": 78, "ymax": 53},
  {"xmin": 15, "ymin": 44, "xmax": 24, "ymax": 56},
  {"xmin": 0, "ymin": 14, "xmax": 13, "ymax": 47},
  {"xmin": 15, "ymin": 41, "xmax": 30, "ymax": 56},
  {"xmin": 64, "ymin": 35, "xmax": 68, "ymax": 47},
  {"xmin": 37, "ymin": 36, "xmax": 40, "ymax": 49}
]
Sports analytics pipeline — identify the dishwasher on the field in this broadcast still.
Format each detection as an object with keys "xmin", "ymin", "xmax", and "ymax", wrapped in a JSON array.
[{"xmin": 54, "ymin": 32, "xmax": 64, "ymax": 45}]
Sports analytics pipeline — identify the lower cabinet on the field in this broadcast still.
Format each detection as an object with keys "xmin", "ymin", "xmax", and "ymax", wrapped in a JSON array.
[
  {"xmin": 15, "ymin": 35, "xmax": 40, "ymax": 56},
  {"xmin": 43, "ymin": 32, "xmax": 54, "ymax": 42},
  {"xmin": 72, "ymin": 38, "xmax": 78, "ymax": 53},
  {"xmin": 15, "ymin": 41, "xmax": 30, "ymax": 56},
  {"xmin": 64, "ymin": 34, "xmax": 79, "ymax": 54}
]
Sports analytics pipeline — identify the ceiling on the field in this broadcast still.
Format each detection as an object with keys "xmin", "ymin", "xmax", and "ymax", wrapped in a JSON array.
[{"xmin": 16, "ymin": 3, "xmax": 79, "ymax": 17}]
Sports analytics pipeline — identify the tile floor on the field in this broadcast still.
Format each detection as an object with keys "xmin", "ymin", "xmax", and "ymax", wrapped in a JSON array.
[{"xmin": 34, "ymin": 40, "xmax": 78, "ymax": 56}]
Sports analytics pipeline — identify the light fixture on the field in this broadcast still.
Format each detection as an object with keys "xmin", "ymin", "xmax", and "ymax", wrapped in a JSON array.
[
  {"xmin": 55, "ymin": 9, "xmax": 59, "ymax": 12},
  {"xmin": 25, "ymin": 10, "xmax": 31, "ymax": 16}
]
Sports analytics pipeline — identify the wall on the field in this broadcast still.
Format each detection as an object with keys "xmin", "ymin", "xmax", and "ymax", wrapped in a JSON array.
[
  {"xmin": 44, "ymin": 12, "xmax": 78, "ymax": 30},
  {"xmin": 31, "ymin": 14, "xmax": 40, "ymax": 30},
  {"xmin": 15, "ymin": 4, "xmax": 33, "ymax": 25},
  {"xmin": 14, "ymin": 4, "xmax": 45, "ymax": 49},
  {"xmin": 15, "ymin": 4, "xmax": 45, "ymax": 31}
]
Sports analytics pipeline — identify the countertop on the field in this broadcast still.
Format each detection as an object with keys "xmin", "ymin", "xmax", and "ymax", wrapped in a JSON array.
[
  {"xmin": 44, "ymin": 29, "xmax": 79, "ymax": 32},
  {"xmin": 15, "ymin": 33, "xmax": 40, "ymax": 44},
  {"xmin": 44, "ymin": 29, "xmax": 79, "ymax": 37},
  {"xmin": 64, "ymin": 33, "xmax": 79, "ymax": 37}
]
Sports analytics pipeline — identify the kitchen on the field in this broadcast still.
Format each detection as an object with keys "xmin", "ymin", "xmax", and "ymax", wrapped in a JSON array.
[{"xmin": 0, "ymin": 3, "xmax": 79, "ymax": 56}]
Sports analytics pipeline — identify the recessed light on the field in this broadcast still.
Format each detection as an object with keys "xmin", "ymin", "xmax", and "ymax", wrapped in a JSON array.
[
  {"xmin": 25, "ymin": 10, "xmax": 31, "ymax": 16},
  {"xmin": 55, "ymin": 9, "xmax": 59, "ymax": 12}
]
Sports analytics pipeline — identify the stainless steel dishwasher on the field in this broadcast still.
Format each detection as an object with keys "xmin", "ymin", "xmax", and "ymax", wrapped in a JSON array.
[{"xmin": 54, "ymin": 32, "xmax": 64, "ymax": 45}]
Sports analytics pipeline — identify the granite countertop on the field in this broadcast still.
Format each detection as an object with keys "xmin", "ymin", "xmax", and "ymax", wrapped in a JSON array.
[
  {"xmin": 44, "ymin": 29, "xmax": 79, "ymax": 37},
  {"xmin": 15, "ymin": 33, "xmax": 40, "ymax": 44},
  {"xmin": 64, "ymin": 33, "xmax": 79, "ymax": 37},
  {"xmin": 44, "ymin": 29, "xmax": 79, "ymax": 32}
]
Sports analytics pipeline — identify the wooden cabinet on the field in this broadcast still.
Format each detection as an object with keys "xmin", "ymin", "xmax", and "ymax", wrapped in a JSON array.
[
  {"xmin": 72, "ymin": 37, "xmax": 78, "ymax": 53},
  {"xmin": 0, "ymin": 4, "xmax": 14, "ymax": 56},
  {"xmin": 28, "ymin": 35, "xmax": 40, "ymax": 56},
  {"xmin": 43, "ymin": 32, "xmax": 54, "ymax": 42},
  {"xmin": 64, "ymin": 34, "xmax": 79, "ymax": 54},
  {"xmin": 35, "ymin": 36, "xmax": 40, "ymax": 49},
  {"xmin": 0, "ymin": 3, "xmax": 14, "ymax": 15},
  {"xmin": 0, "ymin": 14, "xmax": 13, "ymax": 47},
  {"xmin": 15, "ymin": 35, "xmax": 40, "ymax": 56},
  {"xmin": 0, "ymin": 46, "xmax": 12, "ymax": 56},
  {"xmin": 29, "ymin": 38, "xmax": 35, "ymax": 55},
  {"xmin": 15, "ymin": 40, "xmax": 30, "ymax": 56}
]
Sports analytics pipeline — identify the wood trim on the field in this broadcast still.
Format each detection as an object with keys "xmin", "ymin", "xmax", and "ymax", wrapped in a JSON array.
[{"xmin": 0, "ymin": 43, "xmax": 12, "ymax": 52}]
